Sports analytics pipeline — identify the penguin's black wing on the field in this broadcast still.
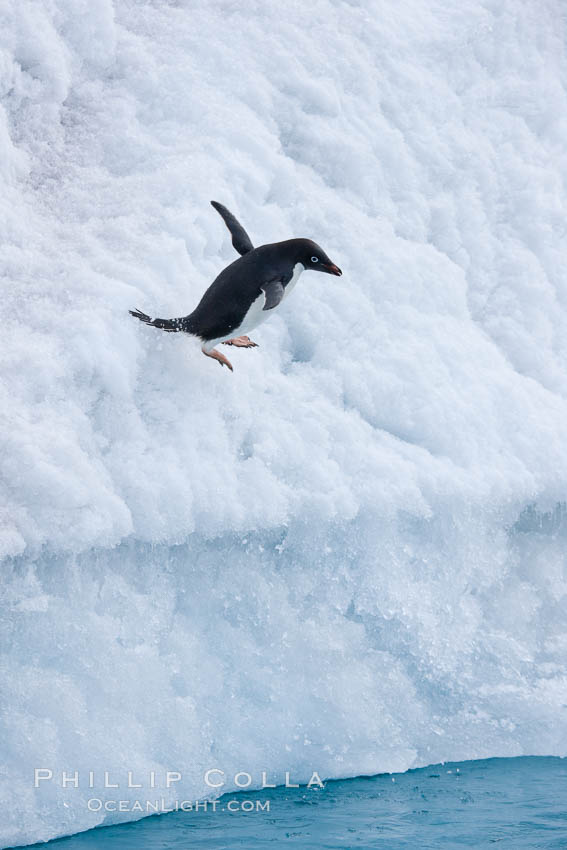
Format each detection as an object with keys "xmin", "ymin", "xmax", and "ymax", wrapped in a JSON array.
[
  {"xmin": 260, "ymin": 280, "xmax": 285, "ymax": 310},
  {"xmin": 210, "ymin": 201, "xmax": 254, "ymax": 256}
]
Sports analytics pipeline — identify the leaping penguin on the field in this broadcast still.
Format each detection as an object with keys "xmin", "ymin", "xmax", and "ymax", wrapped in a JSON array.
[{"xmin": 130, "ymin": 201, "xmax": 342, "ymax": 371}]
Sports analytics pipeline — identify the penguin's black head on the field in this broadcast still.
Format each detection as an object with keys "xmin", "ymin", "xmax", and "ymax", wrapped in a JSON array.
[{"xmin": 293, "ymin": 239, "xmax": 342, "ymax": 276}]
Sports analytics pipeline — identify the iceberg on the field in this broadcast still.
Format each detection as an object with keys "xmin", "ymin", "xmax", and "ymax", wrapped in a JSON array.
[{"xmin": 2, "ymin": 0, "xmax": 567, "ymax": 845}]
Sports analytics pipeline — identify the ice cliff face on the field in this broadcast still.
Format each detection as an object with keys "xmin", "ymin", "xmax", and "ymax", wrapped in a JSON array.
[{"xmin": 2, "ymin": 0, "xmax": 567, "ymax": 845}]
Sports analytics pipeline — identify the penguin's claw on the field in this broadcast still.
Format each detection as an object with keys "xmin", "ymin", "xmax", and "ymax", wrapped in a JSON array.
[
  {"xmin": 201, "ymin": 346, "xmax": 234, "ymax": 372},
  {"xmin": 223, "ymin": 336, "xmax": 258, "ymax": 348}
]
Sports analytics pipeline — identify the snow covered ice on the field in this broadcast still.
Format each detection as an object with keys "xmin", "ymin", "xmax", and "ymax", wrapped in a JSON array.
[{"xmin": 2, "ymin": 0, "xmax": 567, "ymax": 846}]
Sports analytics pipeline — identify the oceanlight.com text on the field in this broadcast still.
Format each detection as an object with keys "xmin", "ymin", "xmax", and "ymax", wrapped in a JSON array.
[{"xmin": 86, "ymin": 798, "xmax": 270, "ymax": 813}]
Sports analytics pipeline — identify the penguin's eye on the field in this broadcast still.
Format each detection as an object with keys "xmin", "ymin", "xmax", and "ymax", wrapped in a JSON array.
[{"xmin": 311, "ymin": 256, "xmax": 319, "ymax": 263}]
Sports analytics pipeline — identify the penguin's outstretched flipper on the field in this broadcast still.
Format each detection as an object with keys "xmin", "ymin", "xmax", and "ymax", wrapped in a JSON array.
[{"xmin": 210, "ymin": 201, "xmax": 254, "ymax": 256}]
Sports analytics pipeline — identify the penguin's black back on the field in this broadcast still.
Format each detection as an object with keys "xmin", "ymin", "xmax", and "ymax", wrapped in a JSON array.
[{"xmin": 183, "ymin": 241, "xmax": 306, "ymax": 341}]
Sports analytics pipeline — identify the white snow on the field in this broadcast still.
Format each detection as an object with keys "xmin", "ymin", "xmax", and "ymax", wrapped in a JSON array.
[{"xmin": 2, "ymin": 0, "xmax": 567, "ymax": 845}]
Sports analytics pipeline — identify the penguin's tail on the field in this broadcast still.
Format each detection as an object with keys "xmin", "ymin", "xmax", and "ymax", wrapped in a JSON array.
[{"xmin": 129, "ymin": 309, "xmax": 184, "ymax": 333}]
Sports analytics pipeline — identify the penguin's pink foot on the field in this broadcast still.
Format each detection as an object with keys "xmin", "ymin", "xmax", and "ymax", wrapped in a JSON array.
[
  {"xmin": 223, "ymin": 336, "xmax": 258, "ymax": 348},
  {"xmin": 202, "ymin": 345, "xmax": 233, "ymax": 371}
]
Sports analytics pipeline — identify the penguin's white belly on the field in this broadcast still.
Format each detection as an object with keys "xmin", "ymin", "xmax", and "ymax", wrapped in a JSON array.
[
  {"xmin": 208, "ymin": 263, "xmax": 304, "ymax": 348},
  {"xmin": 279, "ymin": 261, "xmax": 304, "ymax": 302}
]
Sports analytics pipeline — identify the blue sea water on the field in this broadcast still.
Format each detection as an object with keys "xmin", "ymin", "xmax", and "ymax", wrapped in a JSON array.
[{"xmin": 20, "ymin": 757, "xmax": 567, "ymax": 849}]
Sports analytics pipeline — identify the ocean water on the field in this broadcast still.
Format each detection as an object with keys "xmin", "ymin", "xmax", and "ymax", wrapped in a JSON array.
[{"xmin": 20, "ymin": 757, "xmax": 567, "ymax": 849}]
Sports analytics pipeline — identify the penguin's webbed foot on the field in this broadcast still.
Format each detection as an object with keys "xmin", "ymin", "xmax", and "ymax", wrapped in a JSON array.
[
  {"xmin": 223, "ymin": 335, "xmax": 258, "ymax": 348},
  {"xmin": 201, "ymin": 346, "xmax": 234, "ymax": 372}
]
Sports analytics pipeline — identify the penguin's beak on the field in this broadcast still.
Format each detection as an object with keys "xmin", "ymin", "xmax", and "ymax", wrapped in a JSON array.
[{"xmin": 323, "ymin": 263, "xmax": 342, "ymax": 276}]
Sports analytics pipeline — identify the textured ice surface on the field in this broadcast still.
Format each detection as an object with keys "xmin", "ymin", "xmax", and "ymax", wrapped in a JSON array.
[{"xmin": 2, "ymin": 0, "xmax": 567, "ymax": 846}]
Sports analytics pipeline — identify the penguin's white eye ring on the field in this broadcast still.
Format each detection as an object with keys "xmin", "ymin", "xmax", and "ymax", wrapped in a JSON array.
[{"xmin": 311, "ymin": 256, "xmax": 319, "ymax": 263}]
